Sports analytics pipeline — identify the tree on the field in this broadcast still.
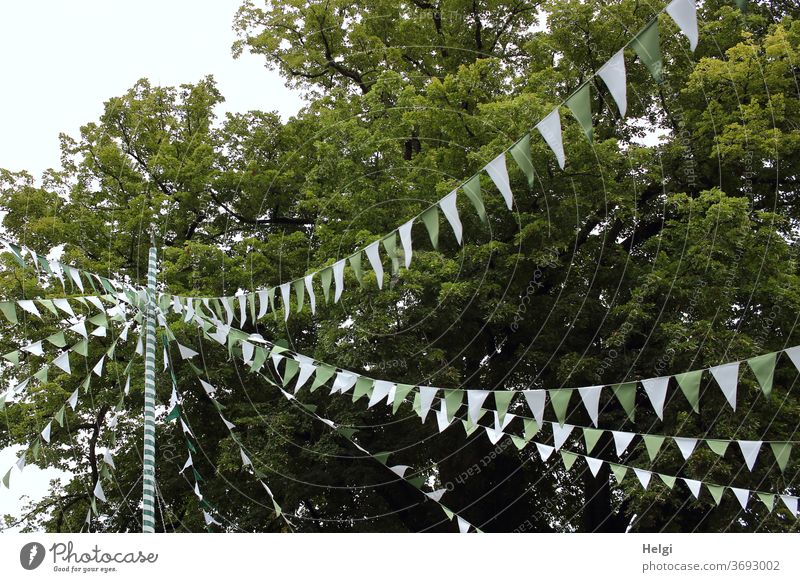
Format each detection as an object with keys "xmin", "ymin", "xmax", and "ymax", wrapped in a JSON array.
[{"xmin": 1, "ymin": 0, "xmax": 798, "ymax": 532}]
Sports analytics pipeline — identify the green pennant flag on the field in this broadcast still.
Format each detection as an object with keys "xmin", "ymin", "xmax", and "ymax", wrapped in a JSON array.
[
  {"xmin": 5, "ymin": 243, "xmax": 25, "ymax": 267},
  {"xmin": 165, "ymin": 405, "xmax": 181, "ymax": 422},
  {"xmin": 420, "ymin": 206, "xmax": 440, "ymax": 250},
  {"xmin": 631, "ymin": 19, "xmax": 664, "ymax": 83},
  {"xmin": 393, "ymin": 383, "xmax": 415, "ymax": 413},
  {"xmin": 0, "ymin": 302, "xmax": 18, "ymax": 324},
  {"xmin": 310, "ymin": 364, "xmax": 336, "ymax": 392},
  {"xmin": 2, "ymin": 468, "xmax": 11, "ymax": 488},
  {"xmin": 338, "ymin": 427, "xmax": 358, "ymax": 439},
  {"xmin": 54, "ymin": 406, "xmax": 66, "ymax": 427},
  {"xmin": 186, "ymin": 438, "xmax": 197, "ymax": 454},
  {"xmin": 462, "ymin": 417, "xmax": 480, "ymax": 436},
  {"xmin": 643, "ymin": 435, "xmax": 665, "ymax": 461},
  {"xmin": 46, "ymin": 331, "xmax": 67, "ymax": 348},
  {"xmin": 382, "ymin": 232, "xmax": 400, "ymax": 276},
  {"xmin": 272, "ymin": 499, "xmax": 283, "ymax": 516},
  {"xmin": 3, "ymin": 350, "xmax": 20, "ymax": 365},
  {"xmin": 442, "ymin": 505, "xmax": 455, "ymax": 520},
  {"xmin": 73, "ymin": 340, "xmax": 89, "ymax": 357},
  {"xmin": 709, "ymin": 440, "xmax": 730, "ymax": 456},
  {"xmin": 39, "ymin": 299, "xmax": 58, "ymax": 317},
  {"xmin": 0, "ymin": 395, "xmax": 5, "ymax": 411},
  {"xmin": 757, "ymin": 492, "xmax": 774, "ymax": 511},
  {"xmin": 462, "ymin": 174, "xmax": 487, "ymax": 224},
  {"xmin": 32, "ymin": 439, "xmax": 41, "ymax": 460},
  {"xmin": 352, "ymin": 376, "xmax": 373, "ymax": 403},
  {"xmin": 610, "ymin": 463, "xmax": 627, "ymax": 484},
  {"xmin": 444, "ymin": 389, "xmax": 463, "ymax": 422},
  {"xmin": 509, "ymin": 134, "xmax": 535, "ymax": 189},
  {"xmin": 747, "ymin": 352, "xmax": 776, "ymax": 397},
  {"xmin": 659, "ymin": 474, "xmax": 676, "ymax": 489},
  {"xmin": 349, "ymin": 253, "xmax": 364, "ymax": 287},
  {"xmin": 707, "ymin": 484, "xmax": 725, "ymax": 506},
  {"xmin": 412, "ymin": 391, "xmax": 421, "ymax": 417},
  {"xmin": 407, "ymin": 475, "xmax": 425, "ymax": 488},
  {"xmin": 565, "ymin": 83, "xmax": 594, "ymax": 143},
  {"xmin": 549, "ymin": 389, "xmax": 573, "ymax": 426},
  {"xmin": 250, "ymin": 347, "xmax": 268, "ymax": 373},
  {"xmin": 293, "ymin": 280, "xmax": 305, "ymax": 312},
  {"xmin": 248, "ymin": 293, "xmax": 257, "ymax": 323},
  {"xmin": 320, "ymin": 267, "xmax": 333, "ymax": 304},
  {"xmin": 282, "ymin": 358, "xmax": 300, "ymax": 386},
  {"xmin": 267, "ymin": 288, "xmax": 276, "ymax": 315},
  {"xmin": 33, "ymin": 366, "xmax": 49, "ymax": 383},
  {"xmin": 583, "ymin": 428, "xmax": 604, "ymax": 454},
  {"xmin": 511, "ymin": 435, "xmax": 528, "ymax": 450},
  {"xmin": 373, "ymin": 452, "xmax": 390, "ymax": 465},
  {"xmin": 524, "ymin": 419, "xmax": 540, "ymax": 441},
  {"xmin": 494, "ymin": 390, "xmax": 514, "ymax": 423},
  {"xmin": 770, "ymin": 442, "xmax": 791, "ymax": 472},
  {"xmin": 674, "ymin": 370, "xmax": 702, "ymax": 413},
  {"xmin": 612, "ymin": 382, "xmax": 637, "ymax": 421},
  {"xmin": 561, "ymin": 451, "xmax": 578, "ymax": 471}
]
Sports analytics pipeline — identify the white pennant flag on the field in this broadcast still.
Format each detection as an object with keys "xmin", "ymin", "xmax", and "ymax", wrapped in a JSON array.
[
  {"xmin": 436, "ymin": 401, "xmax": 451, "ymax": 433},
  {"xmin": 781, "ymin": 495, "xmax": 798, "ymax": 517},
  {"xmin": 523, "ymin": 390, "xmax": 546, "ymax": 426},
  {"xmin": 633, "ymin": 468, "xmax": 652, "ymax": 489},
  {"xmin": 389, "ymin": 465, "xmax": 410, "ymax": 478},
  {"xmin": 279, "ymin": 283, "xmax": 291, "ymax": 321},
  {"xmin": 332, "ymin": 371, "xmax": 357, "ymax": 394},
  {"xmin": 66, "ymin": 267, "xmax": 84, "ymax": 292},
  {"xmin": 240, "ymin": 449, "xmax": 253, "ymax": 467},
  {"xmin": 596, "ymin": 50, "xmax": 627, "ymax": 118},
  {"xmin": 439, "ymin": 190, "xmax": 463, "ymax": 244},
  {"xmin": 257, "ymin": 290, "xmax": 269, "ymax": 319},
  {"xmin": 785, "ymin": 346, "xmax": 800, "ymax": 373},
  {"xmin": 70, "ymin": 320, "xmax": 88, "ymax": 339},
  {"xmin": 368, "ymin": 380, "xmax": 395, "ymax": 408},
  {"xmin": 577, "ymin": 385, "xmax": 602, "ymax": 427},
  {"xmin": 535, "ymin": 442, "xmax": 555, "ymax": 461},
  {"xmin": 184, "ymin": 298, "xmax": 196, "ymax": 323},
  {"xmin": 586, "ymin": 456, "xmax": 604, "ymax": 477},
  {"xmin": 536, "ymin": 108, "xmax": 565, "ymax": 169},
  {"xmin": 683, "ymin": 478, "xmax": 702, "ymax": 499},
  {"xmin": 641, "ymin": 376, "xmax": 669, "ymax": 420},
  {"xmin": 194, "ymin": 482, "xmax": 203, "ymax": 499},
  {"xmin": 181, "ymin": 455, "xmax": 193, "ymax": 474},
  {"xmin": 102, "ymin": 450, "xmax": 115, "ymax": 470},
  {"xmin": 611, "ymin": 431, "xmax": 636, "ymax": 457},
  {"xmin": 22, "ymin": 341, "xmax": 44, "ymax": 356},
  {"xmin": 457, "ymin": 516, "xmax": 470, "ymax": 534},
  {"xmin": 398, "ymin": 220, "xmax": 414, "ymax": 268},
  {"xmin": 333, "ymin": 260, "xmax": 346, "ymax": 303},
  {"xmin": 222, "ymin": 417, "xmax": 236, "ymax": 430},
  {"xmin": 200, "ymin": 379, "xmax": 216, "ymax": 396},
  {"xmin": 238, "ymin": 294, "xmax": 247, "ymax": 324},
  {"xmin": 93, "ymin": 480, "xmax": 106, "ymax": 502},
  {"xmin": 484, "ymin": 153, "xmax": 514, "ymax": 210},
  {"xmin": 86, "ymin": 295, "xmax": 104, "ymax": 312},
  {"xmin": 364, "ymin": 241, "xmax": 384, "ymax": 289},
  {"xmin": 177, "ymin": 343, "xmax": 199, "ymax": 360},
  {"xmin": 53, "ymin": 351, "xmax": 71, "ymax": 375},
  {"xmin": 172, "ymin": 295, "xmax": 183, "ymax": 315},
  {"xmin": 16, "ymin": 454, "xmax": 26, "ymax": 472},
  {"xmin": 124, "ymin": 375, "xmax": 130, "ymax": 396},
  {"xmin": 666, "ymin": 0, "xmax": 699, "ymax": 51},
  {"xmin": 181, "ymin": 419, "xmax": 194, "ymax": 437},
  {"xmin": 731, "ymin": 487, "xmax": 749, "ymax": 510},
  {"xmin": 41, "ymin": 422, "xmax": 52, "ymax": 443},
  {"xmin": 304, "ymin": 275, "xmax": 316, "ymax": 314},
  {"xmin": 18, "ymin": 299, "xmax": 42, "ymax": 318},
  {"xmin": 241, "ymin": 342, "xmax": 255, "ymax": 364},
  {"xmin": 203, "ymin": 511, "xmax": 221, "ymax": 526},
  {"xmin": 485, "ymin": 426, "xmax": 504, "ymax": 445},
  {"xmin": 295, "ymin": 359, "xmax": 317, "ymax": 393},
  {"xmin": 674, "ymin": 437, "xmax": 698, "ymax": 460},
  {"xmin": 419, "ymin": 386, "xmax": 438, "ymax": 422},
  {"xmin": 68, "ymin": 388, "xmax": 79, "ymax": 410},
  {"xmin": 221, "ymin": 296, "xmax": 234, "ymax": 326},
  {"xmin": 710, "ymin": 362, "xmax": 739, "ymax": 410},
  {"xmin": 53, "ymin": 298, "xmax": 75, "ymax": 318},
  {"xmin": 737, "ymin": 440, "xmax": 762, "ymax": 471},
  {"xmin": 92, "ymin": 356, "xmax": 105, "ymax": 377},
  {"xmin": 467, "ymin": 390, "xmax": 490, "ymax": 425},
  {"xmin": 552, "ymin": 423, "xmax": 574, "ymax": 450}
]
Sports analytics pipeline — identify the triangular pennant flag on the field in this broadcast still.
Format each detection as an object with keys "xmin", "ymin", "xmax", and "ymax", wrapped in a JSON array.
[
  {"xmin": 439, "ymin": 190, "xmax": 463, "ymax": 244},
  {"xmin": 631, "ymin": 19, "xmax": 663, "ymax": 83},
  {"xmin": 536, "ymin": 108, "xmax": 565, "ymax": 169},
  {"xmin": 53, "ymin": 351, "xmax": 71, "ymax": 375},
  {"xmin": 770, "ymin": 442, "xmax": 792, "ymax": 473},
  {"xmin": 737, "ymin": 440, "xmax": 762, "ymax": 471},
  {"xmin": 683, "ymin": 478, "xmax": 701, "ymax": 499},
  {"xmin": 609, "ymin": 463, "xmax": 627, "ymax": 485},
  {"xmin": 565, "ymin": 83, "xmax": 593, "ymax": 143},
  {"xmin": 304, "ymin": 274, "xmax": 317, "ymax": 314},
  {"xmin": 461, "ymin": 174, "xmax": 487, "ymax": 223},
  {"xmin": 484, "ymin": 425, "xmax": 504, "ymax": 445},
  {"xmin": 509, "ymin": 134, "xmax": 535, "ymax": 188},
  {"xmin": 707, "ymin": 484, "xmax": 725, "ymax": 506},
  {"xmin": 178, "ymin": 343, "xmax": 199, "ymax": 360},
  {"xmin": 332, "ymin": 260, "xmax": 346, "ymax": 303},
  {"xmin": 93, "ymin": 480, "xmax": 106, "ymax": 503},
  {"xmin": 18, "ymin": 299, "xmax": 42, "ymax": 318},
  {"xmin": 586, "ymin": 455, "xmax": 604, "ymax": 477},
  {"xmin": 46, "ymin": 331, "xmax": 67, "ymax": 348},
  {"xmin": 523, "ymin": 419, "xmax": 539, "ymax": 441},
  {"xmin": 707, "ymin": 439, "xmax": 729, "ymax": 456},
  {"xmin": 523, "ymin": 390, "xmax": 546, "ymax": 426},
  {"xmin": 484, "ymin": 152, "xmax": 513, "ymax": 210},
  {"xmin": 68, "ymin": 389, "xmax": 79, "ymax": 410},
  {"xmin": 457, "ymin": 516, "xmax": 470, "ymax": 534},
  {"xmin": 282, "ymin": 358, "xmax": 300, "ymax": 386},
  {"xmin": 710, "ymin": 362, "xmax": 739, "ymax": 410},
  {"xmin": 398, "ymin": 220, "xmax": 414, "ymax": 269},
  {"xmin": 92, "ymin": 356, "xmax": 105, "ymax": 377},
  {"xmin": 611, "ymin": 430, "xmax": 636, "ymax": 457},
  {"xmin": 364, "ymin": 241, "xmax": 384, "ymax": 289},
  {"xmin": 633, "ymin": 468, "xmax": 652, "ymax": 489},
  {"xmin": 0, "ymin": 301, "xmax": 18, "ymax": 324},
  {"xmin": 577, "ymin": 385, "xmax": 602, "ymax": 427},
  {"xmin": 293, "ymin": 279, "xmax": 305, "ymax": 313},
  {"xmin": 785, "ymin": 346, "xmax": 800, "ymax": 373},
  {"xmin": 583, "ymin": 428, "xmax": 604, "ymax": 454},
  {"xmin": 612, "ymin": 382, "xmax": 637, "ymax": 421},
  {"xmin": 332, "ymin": 371, "xmax": 358, "ymax": 394},
  {"xmin": 674, "ymin": 370, "xmax": 702, "ymax": 413},
  {"xmin": 674, "ymin": 437, "xmax": 698, "ymax": 460},
  {"xmin": 294, "ymin": 360, "xmax": 317, "ymax": 393},
  {"xmin": 444, "ymin": 389, "xmax": 462, "ymax": 422},
  {"xmin": 757, "ymin": 492, "xmax": 775, "ymax": 511},
  {"xmin": 659, "ymin": 474, "xmax": 676, "ymax": 489},
  {"xmin": 420, "ymin": 206, "xmax": 440, "ymax": 250},
  {"xmin": 596, "ymin": 50, "xmax": 627, "ymax": 117},
  {"xmin": 319, "ymin": 268, "xmax": 333, "ymax": 303},
  {"xmin": 22, "ymin": 341, "xmax": 44, "ymax": 356},
  {"xmin": 352, "ymin": 376, "xmax": 373, "ymax": 403},
  {"xmin": 467, "ymin": 390, "xmax": 490, "ymax": 424},
  {"xmin": 240, "ymin": 449, "xmax": 253, "ymax": 467},
  {"xmin": 494, "ymin": 390, "xmax": 514, "ymax": 424},
  {"xmin": 392, "ymin": 383, "xmax": 414, "ymax": 413},
  {"xmin": 548, "ymin": 389, "xmax": 572, "ymax": 426},
  {"xmin": 641, "ymin": 376, "xmax": 669, "ymax": 420},
  {"xmin": 389, "ymin": 465, "xmax": 410, "ymax": 478},
  {"xmin": 747, "ymin": 352, "xmax": 776, "ymax": 398},
  {"xmin": 780, "ymin": 495, "xmax": 798, "ymax": 517},
  {"xmin": 561, "ymin": 451, "xmax": 578, "ymax": 471},
  {"xmin": 730, "ymin": 487, "xmax": 749, "ymax": 510},
  {"xmin": 279, "ymin": 283, "xmax": 291, "ymax": 320},
  {"xmin": 642, "ymin": 435, "xmax": 665, "ymax": 461},
  {"xmin": 41, "ymin": 422, "xmax": 52, "ymax": 443},
  {"xmin": 419, "ymin": 386, "xmax": 438, "ymax": 422},
  {"xmin": 369, "ymin": 380, "xmax": 395, "ymax": 408},
  {"xmin": 535, "ymin": 442, "xmax": 555, "ymax": 461},
  {"xmin": 666, "ymin": 0, "xmax": 699, "ymax": 52},
  {"xmin": 552, "ymin": 423, "xmax": 574, "ymax": 450},
  {"xmin": 52, "ymin": 297, "xmax": 76, "ymax": 318},
  {"xmin": 426, "ymin": 489, "xmax": 446, "ymax": 503},
  {"xmin": 382, "ymin": 232, "xmax": 400, "ymax": 276}
]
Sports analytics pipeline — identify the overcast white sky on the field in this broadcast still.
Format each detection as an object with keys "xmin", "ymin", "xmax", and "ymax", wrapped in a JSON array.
[{"xmin": 0, "ymin": 0, "xmax": 303, "ymax": 529}]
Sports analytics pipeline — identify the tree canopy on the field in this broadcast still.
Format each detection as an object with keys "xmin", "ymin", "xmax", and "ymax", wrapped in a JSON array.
[{"xmin": 1, "ymin": 0, "xmax": 799, "ymax": 532}]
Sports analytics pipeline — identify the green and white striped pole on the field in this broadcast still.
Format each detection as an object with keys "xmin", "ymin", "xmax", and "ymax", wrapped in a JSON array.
[{"xmin": 142, "ymin": 246, "xmax": 158, "ymax": 532}]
